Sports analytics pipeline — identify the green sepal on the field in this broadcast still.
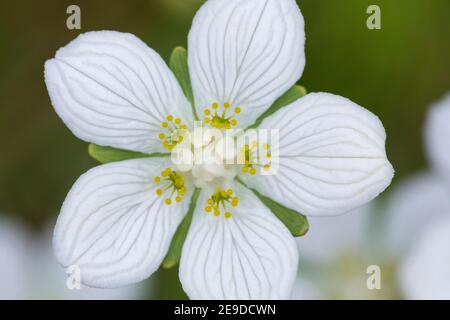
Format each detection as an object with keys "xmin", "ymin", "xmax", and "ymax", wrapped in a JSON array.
[
  {"xmin": 169, "ymin": 47, "xmax": 199, "ymax": 120},
  {"xmin": 88, "ymin": 144, "xmax": 169, "ymax": 164},
  {"xmin": 247, "ymin": 85, "xmax": 307, "ymax": 129},
  {"xmin": 162, "ymin": 188, "xmax": 201, "ymax": 269},
  {"xmin": 237, "ymin": 178, "xmax": 309, "ymax": 237}
]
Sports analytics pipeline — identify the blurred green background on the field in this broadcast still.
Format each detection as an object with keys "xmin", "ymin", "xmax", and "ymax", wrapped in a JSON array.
[{"xmin": 0, "ymin": 0, "xmax": 449, "ymax": 299}]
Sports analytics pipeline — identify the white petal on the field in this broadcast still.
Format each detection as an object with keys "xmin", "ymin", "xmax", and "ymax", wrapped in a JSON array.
[
  {"xmin": 188, "ymin": 0, "xmax": 305, "ymax": 127},
  {"xmin": 425, "ymin": 93, "xmax": 450, "ymax": 179},
  {"xmin": 179, "ymin": 183, "xmax": 298, "ymax": 299},
  {"xmin": 240, "ymin": 92, "xmax": 394, "ymax": 216},
  {"xmin": 45, "ymin": 31, "xmax": 193, "ymax": 154},
  {"xmin": 400, "ymin": 216, "xmax": 450, "ymax": 299},
  {"xmin": 297, "ymin": 205, "xmax": 372, "ymax": 262},
  {"xmin": 53, "ymin": 158, "xmax": 193, "ymax": 288},
  {"xmin": 26, "ymin": 226, "xmax": 145, "ymax": 299},
  {"xmin": 386, "ymin": 172, "xmax": 450, "ymax": 256}
]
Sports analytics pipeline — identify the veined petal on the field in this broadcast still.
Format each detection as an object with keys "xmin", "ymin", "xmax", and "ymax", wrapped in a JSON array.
[
  {"xmin": 45, "ymin": 31, "xmax": 193, "ymax": 154},
  {"xmin": 53, "ymin": 158, "xmax": 193, "ymax": 288},
  {"xmin": 188, "ymin": 0, "xmax": 305, "ymax": 128},
  {"xmin": 425, "ymin": 93, "xmax": 450, "ymax": 179},
  {"xmin": 179, "ymin": 183, "xmax": 298, "ymax": 300},
  {"xmin": 240, "ymin": 92, "xmax": 394, "ymax": 216},
  {"xmin": 400, "ymin": 216, "xmax": 450, "ymax": 299}
]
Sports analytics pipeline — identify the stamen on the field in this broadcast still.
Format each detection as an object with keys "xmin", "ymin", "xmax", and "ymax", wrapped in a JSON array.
[
  {"xmin": 240, "ymin": 142, "xmax": 272, "ymax": 176},
  {"xmin": 204, "ymin": 188, "xmax": 239, "ymax": 219},
  {"xmin": 203, "ymin": 102, "xmax": 241, "ymax": 129},
  {"xmin": 159, "ymin": 115, "xmax": 188, "ymax": 151},
  {"xmin": 154, "ymin": 168, "xmax": 187, "ymax": 205}
]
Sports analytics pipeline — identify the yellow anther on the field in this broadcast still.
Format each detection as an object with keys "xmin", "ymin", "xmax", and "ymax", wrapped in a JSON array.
[
  {"xmin": 234, "ymin": 107, "xmax": 241, "ymax": 114},
  {"xmin": 204, "ymin": 188, "xmax": 239, "ymax": 219},
  {"xmin": 204, "ymin": 102, "xmax": 241, "ymax": 129},
  {"xmin": 240, "ymin": 142, "xmax": 272, "ymax": 177},
  {"xmin": 154, "ymin": 169, "xmax": 187, "ymax": 205},
  {"xmin": 159, "ymin": 116, "xmax": 187, "ymax": 150},
  {"xmin": 161, "ymin": 168, "xmax": 171, "ymax": 177}
]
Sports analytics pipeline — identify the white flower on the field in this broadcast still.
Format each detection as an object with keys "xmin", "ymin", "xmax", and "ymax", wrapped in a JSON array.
[
  {"xmin": 44, "ymin": 0, "xmax": 393, "ymax": 299},
  {"xmin": 387, "ymin": 93, "xmax": 450, "ymax": 299}
]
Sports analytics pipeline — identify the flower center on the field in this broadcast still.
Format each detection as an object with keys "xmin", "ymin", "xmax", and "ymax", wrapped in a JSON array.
[
  {"xmin": 203, "ymin": 102, "xmax": 241, "ymax": 129},
  {"xmin": 159, "ymin": 115, "xmax": 188, "ymax": 151},
  {"xmin": 239, "ymin": 141, "xmax": 272, "ymax": 176},
  {"xmin": 204, "ymin": 188, "xmax": 239, "ymax": 219},
  {"xmin": 154, "ymin": 168, "xmax": 187, "ymax": 205},
  {"xmin": 171, "ymin": 126, "xmax": 238, "ymax": 188}
]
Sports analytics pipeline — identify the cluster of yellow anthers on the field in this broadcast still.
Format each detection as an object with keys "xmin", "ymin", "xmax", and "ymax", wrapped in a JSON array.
[
  {"xmin": 241, "ymin": 142, "xmax": 272, "ymax": 176},
  {"xmin": 154, "ymin": 168, "xmax": 187, "ymax": 205},
  {"xmin": 159, "ymin": 115, "xmax": 188, "ymax": 151},
  {"xmin": 204, "ymin": 188, "xmax": 239, "ymax": 219},
  {"xmin": 203, "ymin": 102, "xmax": 241, "ymax": 129}
]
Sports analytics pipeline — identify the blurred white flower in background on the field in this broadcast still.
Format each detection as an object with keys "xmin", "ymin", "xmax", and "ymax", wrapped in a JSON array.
[
  {"xmin": 0, "ymin": 215, "xmax": 145, "ymax": 299},
  {"xmin": 387, "ymin": 93, "xmax": 450, "ymax": 299},
  {"xmin": 293, "ymin": 205, "xmax": 398, "ymax": 299}
]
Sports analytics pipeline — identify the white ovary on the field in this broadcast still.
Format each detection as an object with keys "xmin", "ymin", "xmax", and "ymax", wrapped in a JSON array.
[{"xmin": 172, "ymin": 127, "xmax": 238, "ymax": 188}]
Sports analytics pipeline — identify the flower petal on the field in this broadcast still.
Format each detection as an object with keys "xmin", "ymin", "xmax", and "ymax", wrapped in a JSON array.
[
  {"xmin": 188, "ymin": 0, "xmax": 305, "ymax": 127},
  {"xmin": 425, "ymin": 93, "xmax": 450, "ymax": 179},
  {"xmin": 53, "ymin": 158, "xmax": 193, "ymax": 288},
  {"xmin": 179, "ymin": 182, "xmax": 298, "ymax": 299},
  {"xmin": 240, "ymin": 92, "xmax": 394, "ymax": 216},
  {"xmin": 386, "ymin": 172, "xmax": 450, "ymax": 256},
  {"xmin": 400, "ymin": 216, "xmax": 450, "ymax": 299},
  {"xmin": 45, "ymin": 31, "xmax": 193, "ymax": 154}
]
